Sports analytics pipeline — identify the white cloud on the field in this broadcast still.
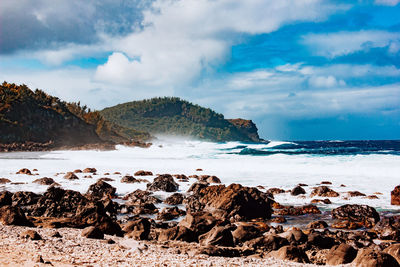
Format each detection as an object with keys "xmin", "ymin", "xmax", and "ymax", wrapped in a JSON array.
[
  {"xmin": 94, "ymin": 0, "xmax": 347, "ymax": 88},
  {"xmin": 374, "ymin": 0, "xmax": 400, "ymax": 6},
  {"xmin": 301, "ymin": 30, "xmax": 400, "ymax": 58}
]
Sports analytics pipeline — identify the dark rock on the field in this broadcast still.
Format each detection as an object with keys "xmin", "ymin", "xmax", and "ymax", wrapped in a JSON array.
[
  {"xmin": 0, "ymin": 178, "xmax": 11, "ymax": 184},
  {"xmin": 321, "ymin": 181, "xmax": 332, "ymax": 185},
  {"xmin": 123, "ymin": 218, "xmax": 151, "ymax": 240},
  {"xmin": 198, "ymin": 175, "xmax": 221, "ymax": 184},
  {"xmin": 244, "ymin": 234, "xmax": 289, "ymax": 252},
  {"xmin": 157, "ymin": 206, "xmax": 186, "ymax": 221},
  {"xmin": 232, "ymin": 224, "xmax": 262, "ymax": 244},
  {"xmin": 164, "ymin": 193, "xmax": 184, "ymax": 205},
  {"xmin": 158, "ymin": 226, "xmax": 196, "ymax": 242},
  {"xmin": 280, "ymin": 228, "xmax": 307, "ymax": 244},
  {"xmin": 384, "ymin": 244, "xmax": 400, "ymax": 264},
  {"xmin": 269, "ymin": 216, "xmax": 287, "ymax": 223},
  {"xmin": 82, "ymin": 226, "xmax": 104, "ymax": 239},
  {"xmin": 98, "ymin": 177, "xmax": 115, "ymax": 182},
  {"xmin": 132, "ymin": 203, "xmax": 158, "ymax": 215},
  {"xmin": 307, "ymin": 220, "xmax": 328, "ymax": 229},
  {"xmin": 74, "ymin": 169, "xmax": 82, "ymax": 173},
  {"xmin": 86, "ymin": 180, "xmax": 116, "ymax": 200},
  {"xmin": 197, "ymin": 245, "xmax": 241, "ymax": 257},
  {"xmin": 21, "ymin": 229, "xmax": 42, "ymax": 240},
  {"xmin": 326, "ymin": 243, "xmax": 358, "ymax": 265},
  {"xmin": 121, "ymin": 175, "xmax": 140, "ymax": 184},
  {"xmin": 199, "ymin": 225, "xmax": 234, "ymax": 247},
  {"xmin": 63, "ymin": 172, "xmax": 78, "ymax": 180},
  {"xmin": 147, "ymin": 174, "xmax": 179, "ymax": 192},
  {"xmin": 0, "ymin": 205, "xmax": 32, "ymax": 226},
  {"xmin": 16, "ymin": 168, "xmax": 32, "ymax": 175},
  {"xmin": 374, "ymin": 216, "xmax": 400, "ymax": 241},
  {"xmin": 266, "ymin": 188, "xmax": 285, "ymax": 195},
  {"xmin": 0, "ymin": 191, "xmax": 13, "ymax": 206},
  {"xmin": 12, "ymin": 191, "xmax": 40, "ymax": 206},
  {"xmin": 83, "ymin": 168, "xmax": 97, "ymax": 173},
  {"xmin": 391, "ymin": 186, "xmax": 400, "ymax": 205},
  {"xmin": 291, "ymin": 186, "xmax": 306, "ymax": 196},
  {"xmin": 51, "ymin": 231, "xmax": 62, "ymax": 238},
  {"xmin": 311, "ymin": 198, "xmax": 331, "ymax": 204},
  {"xmin": 123, "ymin": 189, "xmax": 161, "ymax": 206},
  {"xmin": 178, "ymin": 212, "xmax": 217, "ymax": 237},
  {"xmin": 33, "ymin": 177, "xmax": 55, "ymax": 185},
  {"xmin": 187, "ymin": 182, "xmax": 208, "ymax": 194},
  {"xmin": 134, "ymin": 170, "xmax": 153, "ymax": 176},
  {"xmin": 274, "ymin": 204, "xmax": 321, "ymax": 216},
  {"xmin": 268, "ymin": 245, "xmax": 309, "ymax": 263},
  {"xmin": 332, "ymin": 204, "xmax": 380, "ymax": 228},
  {"xmin": 307, "ymin": 232, "xmax": 335, "ymax": 249},
  {"xmin": 173, "ymin": 174, "xmax": 189, "ymax": 181},
  {"xmin": 310, "ymin": 186, "xmax": 339, "ymax": 197},
  {"xmin": 353, "ymin": 248, "xmax": 399, "ymax": 267},
  {"xmin": 347, "ymin": 191, "xmax": 366, "ymax": 197}
]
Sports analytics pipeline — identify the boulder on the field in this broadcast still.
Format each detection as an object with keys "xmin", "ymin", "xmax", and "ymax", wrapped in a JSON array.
[
  {"xmin": 86, "ymin": 180, "xmax": 116, "ymax": 200},
  {"xmin": 164, "ymin": 193, "xmax": 184, "ymax": 205},
  {"xmin": 391, "ymin": 186, "xmax": 400, "ymax": 205},
  {"xmin": 0, "ymin": 178, "xmax": 11, "ymax": 184},
  {"xmin": 307, "ymin": 232, "xmax": 335, "ymax": 249},
  {"xmin": 197, "ymin": 245, "xmax": 241, "ymax": 257},
  {"xmin": 178, "ymin": 211, "xmax": 217, "ymax": 237},
  {"xmin": 332, "ymin": 204, "xmax": 380, "ymax": 228},
  {"xmin": 33, "ymin": 177, "xmax": 55, "ymax": 185},
  {"xmin": 21, "ymin": 230, "xmax": 42, "ymax": 240},
  {"xmin": 353, "ymin": 248, "xmax": 399, "ymax": 267},
  {"xmin": 187, "ymin": 182, "xmax": 208, "ymax": 194},
  {"xmin": 12, "ymin": 191, "xmax": 40, "ymax": 206},
  {"xmin": 384, "ymin": 244, "xmax": 400, "ymax": 264},
  {"xmin": 374, "ymin": 216, "xmax": 400, "ymax": 241},
  {"xmin": 0, "ymin": 191, "xmax": 13, "ymax": 206},
  {"xmin": 134, "ymin": 170, "xmax": 153, "ymax": 176},
  {"xmin": 158, "ymin": 226, "xmax": 196, "ymax": 242},
  {"xmin": 266, "ymin": 188, "xmax": 285, "ymax": 195},
  {"xmin": 121, "ymin": 175, "xmax": 140, "ymax": 184},
  {"xmin": 326, "ymin": 243, "xmax": 358, "ymax": 265},
  {"xmin": 156, "ymin": 206, "xmax": 186, "ymax": 221},
  {"xmin": 147, "ymin": 174, "xmax": 179, "ymax": 192},
  {"xmin": 311, "ymin": 198, "xmax": 331, "ymax": 204},
  {"xmin": 199, "ymin": 175, "xmax": 221, "ymax": 184},
  {"xmin": 274, "ymin": 204, "xmax": 321, "ymax": 216},
  {"xmin": 123, "ymin": 190, "xmax": 161, "ymax": 206},
  {"xmin": 173, "ymin": 174, "xmax": 189, "ymax": 182},
  {"xmin": 83, "ymin": 168, "xmax": 97, "ymax": 173},
  {"xmin": 291, "ymin": 185, "xmax": 306, "ymax": 196},
  {"xmin": 16, "ymin": 168, "xmax": 32, "ymax": 175},
  {"xmin": 185, "ymin": 183, "xmax": 272, "ymax": 221},
  {"xmin": 63, "ymin": 172, "xmax": 78, "ymax": 180},
  {"xmin": 198, "ymin": 225, "xmax": 234, "ymax": 247},
  {"xmin": 123, "ymin": 218, "xmax": 151, "ymax": 240},
  {"xmin": 244, "ymin": 234, "xmax": 288, "ymax": 252},
  {"xmin": 82, "ymin": 226, "xmax": 104, "ymax": 239},
  {"xmin": 347, "ymin": 191, "xmax": 366, "ymax": 197},
  {"xmin": 97, "ymin": 177, "xmax": 115, "ymax": 182},
  {"xmin": 74, "ymin": 169, "xmax": 82, "ymax": 173},
  {"xmin": 232, "ymin": 224, "xmax": 262, "ymax": 244},
  {"xmin": 310, "ymin": 186, "xmax": 339, "ymax": 197},
  {"xmin": 307, "ymin": 220, "xmax": 328, "ymax": 229},
  {"xmin": 279, "ymin": 228, "xmax": 307, "ymax": 244},
  {"xmin": 0, "ymin": 206, "xmax": 32, "ymax": 226},
  {"xmin": 268, "ymin": 245, "xmax": 309, "ymax": 263}
]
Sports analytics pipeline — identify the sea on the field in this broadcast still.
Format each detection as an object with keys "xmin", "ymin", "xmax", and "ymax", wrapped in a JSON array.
[{"xmin": 1, "ymin": 139, "xmax": 399, "ymax": 218}]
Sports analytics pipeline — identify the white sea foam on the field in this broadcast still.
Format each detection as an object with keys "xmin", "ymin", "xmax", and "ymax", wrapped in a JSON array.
[{"xmin": 0, "ymin": 139, "xmax": 399, "ymax": 213}]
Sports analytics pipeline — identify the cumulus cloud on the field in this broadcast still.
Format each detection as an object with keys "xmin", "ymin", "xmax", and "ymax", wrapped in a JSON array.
[{"xmin": 301, "ymin": 30, "xmax": 400, "ymax": 58}]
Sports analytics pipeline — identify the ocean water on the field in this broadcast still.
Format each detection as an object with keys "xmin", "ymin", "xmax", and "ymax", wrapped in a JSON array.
[{"xmin": 0, "ymin": 139, "xmax": 399, "ymax": 214}]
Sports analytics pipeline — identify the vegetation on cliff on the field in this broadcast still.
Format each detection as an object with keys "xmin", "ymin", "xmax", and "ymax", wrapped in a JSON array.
[
  {"xmin": 0, "ymin": 82, "xmax": 150, "ymax": 146},
  {"xmin": 100, "ymin": 97, "xmax": 261, "ymax": 142}
]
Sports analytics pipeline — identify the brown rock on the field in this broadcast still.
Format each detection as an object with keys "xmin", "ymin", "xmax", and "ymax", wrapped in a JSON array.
[
  {"xmin": 391, "ymin": 186, "xmax": 400, "ymax": 205},
  {"xmin": 366, "ymin": 195, "xmax": 379, "ymax": 199},
  {"xmin": 266, "ymin": 188, "xmax": 285, "ymax": 195},
  {"xmin": 0, "ymin": 206, "xmax": 33, "ymax": 226},
  {"xmin": 0, "ymin": 178, "xmax": 11, "ymax": 184},
  {"xmin": 98, "ymin": 177, "xmax": 115, "ymax": 182},
  {"xmin": 33, "ymin": 177, "xmax": 55, "ymax": 185},
  {"xmin": 198, "ymin": 175, "xmax": 221, "ymax": 184},
  {"xmin": 134, "ymin": 170, "xmax": 153, "ymax": 176},
  {"xmin": 123, "ymin": 218, "xmax": 151, "ymax": 240},
  {"xmin": 291, "ymin": 185, "xmax": 306, "ymax": 196},
  {"xmin": 63, "ymin": 172, "xmax": 78, "ymax": 180},
  {"xmin": 347, "ymin": 191, "xmax": 366, "ymax": 197},
  {"xmin": 113, "ymin": 172, "xmax": 121, "ymax": 175},
  {"xmin": 274, "ymin": 204, "xmax": 321, "ymax": 216},
  {"xmin": 157, "ymin": 206, "xmax": 186, "ymax": 221},
  {"xmin": 86, "ymin": 180, "xmax": 116, "ymax": 200},
  {"xmin": 244, "ymin": 234, "xmax": 289, "ymax": 252},
  {"xmin": 321, "ymin": 181, "xmax": 332, "ymax": 185},
  {"xmin": 123, "ymin": 189, "xmax": 161, "ymax": 206},
  {"xmin": 0, "ymin": 191, "xmax": 13, "ymax": 206},
  {"xmin": 83, "ymin": 168, "xmax": 97, "ymax": 173},
  {"xmin": 178, "ymin": 212, "xmax": 217, "ymax": 237},
  {"xmin": 187, "ymin": 181, "xmax": 208, "ymax": 194},
  {"xmin": 21, "ymin": 230, "xmax": 42, "ymax": 240},
  {"xmin": 269, "ymin": 216, "xmax": 287, "ymax": 223},
  {"xmin": 147, "ymin": 174, "xmax": 179, "ymax": 192},
  {"xmin": 196, "ymin": 168, "xmax": 203, "ymax": 171},
  {"xmin": 164, "ymin": 193, "xmax": 184, "ymax": 205},
  {"xmin": 121, "ymin": 175, "xmax": 140, "ymax": 183},
  {"xmin": 353, "ymin": 248, "xmax": 399, "ymax": 267},
  {"xmin": 326, "ymin": 243, "xmax": 358, "ymax": 265},
  {"xmin": 311, "ymin": 186, "xmax": 339, "ymax": 197},
  {"xmin": 73, "ymin": 169, "xmax": 82, "ymax": 173},
  {"xmin": 198, "ymin": 225, "xmax": 234, "ymax": 247},
  {"xmin": 332, "ymin": 204, "xmax": 380, "ymax": 228},
  {"xmin": 384, "ymin": 244, "xmax": 400, "ymax": 264},
  {"xmin": 196, "ymin": 245, "xmax": 241, "ymax": 257},
  {"xmin": 268, "ymin": 245, "xmax": 309, "ymax": 263},
  {"xmin": 311, "ymin": 198, "xmax": 332, "ymax": 204},
  {"xmin": 232, "ymin": 224, "xmax": 262, "ymax": 244},
  {"xmin": 82, "ymin": 226, "xmax": 104, "ymax": 239},
  {"xmin": 16, "ymin": 168, "xmax": 32, "ymax": 175},
  {"xmin": 158, "ymin": 226, "xmax": 196, "ymax": 242},
  {"xmin": 307, "ymin": 220, "xmax": 328, "ymax": 229}
]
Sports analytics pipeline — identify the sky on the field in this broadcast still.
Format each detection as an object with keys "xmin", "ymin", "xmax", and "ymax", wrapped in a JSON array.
[{"xmin": 0, "ymin": 0, "xmax": 399, "ymax": 140}]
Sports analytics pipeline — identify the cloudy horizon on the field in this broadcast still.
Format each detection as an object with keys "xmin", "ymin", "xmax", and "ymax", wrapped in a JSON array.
[{"xmin": 1, "ymin": 0, "xmax": 399, "ymax": 140}]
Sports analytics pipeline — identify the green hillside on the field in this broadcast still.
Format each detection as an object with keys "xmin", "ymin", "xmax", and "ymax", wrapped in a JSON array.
[{"xmin": 100, "ymin": 97, "xmax": 261, "ymax": 142}]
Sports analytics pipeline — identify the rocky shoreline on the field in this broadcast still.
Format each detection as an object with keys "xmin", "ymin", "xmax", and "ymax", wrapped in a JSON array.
[{"xmin": 0, "ymin": 168, "xmax": 399, "ymax": 266}]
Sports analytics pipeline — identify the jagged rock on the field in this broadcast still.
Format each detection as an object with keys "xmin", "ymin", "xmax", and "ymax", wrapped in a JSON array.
[
  {"xmin": 332, "ymin": 204, "xmax": 380, "ymax": 228},
  {"xmin": 232, "ymin": 224, "xmax": 262, "ymax": 244},
  {"xmin": 147, "ymin": 174, "xmax": 179, "ymax": 192},
  {"xmin": 16, "ymin": 168, "xmax": 32, "ymax": 175},
  {"xmin": 0, "ymin": 178, "xmax": 11, "ymax": 184},
  {"xmin": 121, "ymin": 175, "xmax": 140, "ymax": 183},
  {"xmin": 391, "ymin": 186, "xmax": 400, "ymax": 205},
  {"xmin": 0, "ymin": 206, "xmax": 32, "ymax": 226},
  {"xmin": 157, "ymin": 206, "xmax": 186, "ymax": 221},
  {"xmin": 63, "ymin": 172, "xmax": 78, "ymax": 180},
  {"xmin": 310, "ymin": 186, "xmax": 339, "ymax": 197},
  {"xmin": 187, "ymin": 182, "xmax": 209, "ymax": 194},
  {"xmin": 266, "ymin": 188, "xmax": 285, "ymax": 195},
  {"xmin": 291, "ymin": 186, "xmax": 306, "ymax": 196},
  {"xmin": 373, "ymin": 216, "xmax": 400, "ymax": 241},
  {"xmin": 83, "ymin": 168, "xmax": 97, "ymax": 173},
  {"xmin": 0, "ymin": 191, "xmax": 13, "ymax": 206},
  {"xmin": 199, "ymin": 225, "xmax": 234, "ymax": 247},
  {"xmin": 326, "ymin": 243, "xmax": 358, "ymax": 265},
  {"xmin": 123, "ymin": 218, "xmax": 151, "ymax": 240},
  {"xmin": 132, "ymin": 203, "xmax": 158, "ymax": 215},
  {"xmin": 123, "ymin": 189, "xmax": 161, "ymax": 206},
  {"xmin": 353, "ymin": 248, "xmax": 399, "ymax": 267},
  {"xmin": 307, "ymin": 232, "xmax": 335, "ymax": 249},
  {"xmin": 178, "ymin": 212, "xmax": 217, "ymax": 237},
  {"xmin": 268, "ymin": 245, "xmax": 309, "ymax": 263},
  {"xmin": 274, "ymin": 204, "xmax": 321, "ymax": 216},
  {"xmin": 384, "ymin": 244, "xmax": 400, "ymax": 264},
  {"xmin": 86, "ymin": 180, "xmax": 116, "ymax": 200},
  {"xmin": 198, "ymin": 175, "xmax": 221, "ymax": 184},
  {"xmin": 134, "ymin": 170, "xmax": 153, "ymax": 176},
  {"xmin": 158, "ymin": 226, "xmax": 196, "ymax": 242},
  {"xmin": 306, "ymin": 247, "xmax": 329, "ymax": 265},
  {"xmin": 164, "ymin": 193, "xmax": 184, "ymax": 205},
  {"xmin": 21, "ymin": 230, "xmax": 42, "ymax": 240},
  {"xmin": 244, "ymin": 234, "xmax": 289, "ymax": 252},
  {"xmin": 307, "ymin": 220, "xmax": 328, "ymax": 229},
  {"xmin": 12, "ymin": 191, "xmax": 40, "ymax": 206},
  {"xmin": 33, "ymin": 177, "xmax": 55, "ymax": 185},
  {"xmin": 82, "ymin": 226, "xmax": 104, "ymax": 239},
  {"xmin": 185, "ymin": 184, "xmax": 272, "ymax": 221}
]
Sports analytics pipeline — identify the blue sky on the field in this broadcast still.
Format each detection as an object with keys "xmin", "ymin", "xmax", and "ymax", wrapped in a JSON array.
[{"xmin": 0, "ymin": 0, "xmax": 399, "ymax": 140}]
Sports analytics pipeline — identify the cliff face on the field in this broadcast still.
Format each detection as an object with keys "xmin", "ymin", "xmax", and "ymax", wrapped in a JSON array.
[{"xmin": 228, "ymin": 119, "xmax": 261, "ymax": 142}]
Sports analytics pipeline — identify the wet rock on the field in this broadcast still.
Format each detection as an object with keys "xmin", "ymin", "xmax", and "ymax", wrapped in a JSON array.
[
  {"xmin": 158, "ymin": 226, "xmax": 196, "ymax": 242},
  {"xmin": 113, "ymin": 172, "xmax": 121, "ymax": 175},
  {"xmin": 353, "ymin": 248, "xmax": 399, "ymax": 267},
  {"xmin": 307, "ymin": 220, "xmax": 328, "ymax": 229},
  {"xmin": 391, "ymin": 185, "xmax": 400, "ymax": 205},
  {"xmin": 157, "ymin": 206, "xmax": 186, "ymax": 221},
  {"xmin": 86, "ymin": 180, "xmax": 116, "ymax": 200},
  {"xmin": 185, "ymin": 184, "xmax": 272, "ymax": 221},
  {"xmin": 326, "ymin": 243, "xmax": 358, "ymax": 265},
  {"xmin": 373, "ymin": 215, "xmax": 400, "ymax": 241},
  {"xmin": 98, "ymin": 177, "xmax": 115, "ymax": 182},
  {"xmin": 123, "ymin": 189, "xmax": 161, "ymax": 206},
  {"xmin": 384, "ymin": 244, "xmax": 400, "ymax": 264},
  {"xmin": 16, "ymin": 168, "xmax": 32, "ymax": 175},
  {"xmin": 0, "ymin": 178, "xmax": 11, "ymax": 184},
  {"xmin": 73, "ymin": 169, "xmax": 82, "ymax": 173},
  {"xmin": 199, "ymin": 175, "xmax": 221, "ymax": 184},
  {"xmin": 134, "ymin": 170, "xmax": 153, "ymax": 176},
  {"xmin": 178, "ymin": 212, "xmax": 217, "ymax": 237},
  {"xmin": 83, "ymin": 175, "xmax": 92, "ymax": 178},
  {"xmin": 196, "ymin": 168, "xmax": 203, "ymax": 171},
  {"xmin": 291, "ymin": 185, "xmax": 306, "ymax": 196},
  {"xmin": 83, "ymin": 168, "xmax": 97, "ymax": 173},
  {"xmin": 164, "ymin": 193, "xmax": 184, "ymax": 205},
  {"xmin": 332, "ymin": 220, "xmax": 365, "ymax": 230},
  {"xmin": 347, "ymin": 191, "xmax": 366, "ymax": 197},
  {"xmin": 63, "ymin": 172, "xmax": 78, "ymax": 180},
  {"xmin": 147, "ymin": 174, "xmax": 179, "ymax": 192},
  {"xmin": 279, "ymin": 228, "xmax": 307, "ymax": 244},
  {"xmin": 0, "ymin": 191, "xmax": 13, "ymax": 206},
  {"xmin": 121, "ymin": 175, "xmax": 140, "ymax": 183},
  {"xmin": 266, "ymin": 188, "xmax": 285, "ymax": 195},
  {"xmin": 311, "ymin": 198, "xmax": 331, "ymax": 204},
  {"xmin": 268, "ymin": 245, "xmax": 309, "ymax": 263},
  {"xmin": 173, "ymin": 174, "xmax": 189, "ymax": 182},
  {"xmin": 310, "ymin": 186, "xmax": 339, "ymax": 197},
  {"xmin": 269, "ymin": 216, "xmax": 287, "ymax": 223},
  {"xmin": 244, "ymin": 234, "xmax": 289, "ymax": 252},
  {"xmin": 332, "ymin": 204, "xmax": 380, "ymax": 228},
  {"xmin": 33, "ymin": 177, "xmax": 55, "ymax": 185},
  {"xmin": 132, "ymin": 203, "xmax": 158, "ymax": 215},
  {"xmin": 307, "ymin": 232, "xmax": 335, "ymax": 249},
  {"xmin": 366, "ymin": 195, "xmax": 379, "ymax": 199},
  {"xmin": 82, "ymin": 226, "xmax": 104, "ymax": 239},
  {"xmin": 199, "ymin": 225, "xmax": 234, "ymax": 247},
  {"xmin": 0, "ymin": 205, "xmax": 33, "ymax": 226},
  {"xmin": 21, "ymin": 230, "xmax": 42, "ymax": 240},
  {"xmin": 12, "ymin": 191, "xmax": 40, "ymax": 206},
  {"xmin": 274, "ymin": 204, "xmax": 321, "ymax": 216},
  {"xmin": 321, "ymin": 181, "xmax": 332, "ymax": 185},
  {"xmin": 187, "ymin": 181, "xmax": 209, "ymax": 194},
  {"xmin": 232, "ymin": 224, "xmax": 262, "ymax": 244},
  {"xmin": 123, "ymin": 218, "xmax": 151, "ymax": 240}
]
